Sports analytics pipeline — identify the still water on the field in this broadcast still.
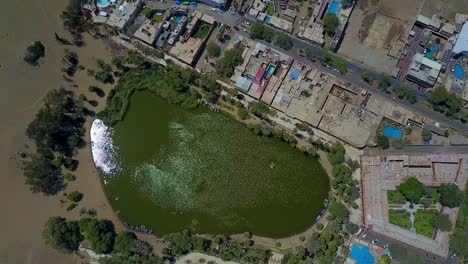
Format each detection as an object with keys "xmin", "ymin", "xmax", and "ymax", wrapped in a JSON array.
[{"xmin": 105, "ymin": 91, "xmax": 329, "ymax": 238}]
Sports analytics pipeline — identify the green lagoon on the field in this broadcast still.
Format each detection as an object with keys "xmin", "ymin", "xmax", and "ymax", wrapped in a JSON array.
[{"xmin": 105, "ymin": 91, "xmax": 330, "ymax": 238}]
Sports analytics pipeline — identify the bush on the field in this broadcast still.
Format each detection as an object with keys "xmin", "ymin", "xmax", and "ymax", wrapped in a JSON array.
[
  {"xmin": 42, "ymin": 217, "xmax": 82, "ymax": 253},
  {"xmin": 63, "ymin": 172, "xmax": 76, "ymax": 181},
  {"xmin": 439, "ymin": 184, "xmax": 464, "ymax": 208},
  {"xmin": 24, "ymin": 41, "xmax": 45, "ymax": 66},
  {"xmin": 432, "ymin": 213, "xmax": 452, "ymax": 231},
  {"xmin": 398, "ymin": 177, "xmax": 425, "ymax": 203},
  {"xmin": 327, "ymin": 143, "xmax": 346, "ymax": 165},
  {"xmin": 377, "ymin": 134, "xmax": 390, "ymax": 149},
  {"xmin": 329, "ymin": 202, "xmax": 349, "ymax": 222},
  {"xmin": 114, "ymin": 231, "xmax": 137, "ymax": 253},
  {"xmin": 164, "ymin": 229, "xmax": 193, "ymax": 256},
  {"xmin": 67, "ymin": 191, "xmax": 83, "ymax": 202},
  {"xmin": 79, "ymin": 218, "xmax": 116, "ymax": 254},
  {"xmin": 315, "ymin": 223, "xmax": 324, "ymax": 230},
  {"xmin": 215, "ymin": 48, "xmax": 243, "ymax": 77},
  {"xmin": 237, "ymin": 108, "xmax": 249, "ymax": 120},
  {"xmin": 323, "ymin": 14, "xmax": 339, "ymax": 36},
  {"xmin": 66, "ymin": 203, "xmax": 78, "ymax": 211},
  {"xmin": 422, "ymin": 129, "xmax": 432, "ymax": 141},
  {"xmin": 206, "ymin": 42, "xmax": 221, "ymax": 58}
]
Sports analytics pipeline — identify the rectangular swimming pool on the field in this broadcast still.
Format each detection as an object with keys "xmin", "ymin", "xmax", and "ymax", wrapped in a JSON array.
[{"xmin": 328, "ymin": 1, "xmax": 339, "ymax": 14}]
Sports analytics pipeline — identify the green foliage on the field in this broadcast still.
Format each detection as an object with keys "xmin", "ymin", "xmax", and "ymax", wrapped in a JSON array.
[
  {"xmin": 422, "ymin": 129, "xmax": 432, "ymax": 141},
  {"xmin": 450, "ymin": 193, "xmax": 468, "ymax": 258},
  {"xmin": 267, "ymin": 3, "xmax": 275, "ymax": 15},
  {"xmin": 64, "ymin": 172, "xmax": 76, "ymax": 181},
  {"xmin": 195, "ymin": 24, "xmax": 211, "ymax": 39},
  {"xmin": 114, "ymin": 232, "xmax": 137, "ymax": 253},
  {"xmin": 61, "ymin": 0, "xmax": 86, "ymax": 45},
  {"xmin": 24, "ymin": 41, "xmax": 45, "ymax": 66},
  {"xmin": 250, "ymin": 23, "xmax": 273, "ymax": 42},
  {"xmin": 206, "ymin": 42, "xmax": 221, "ymax": 57},
  {"xmin": 389, "ymin": 211, "xmax": 411, "ymax": 229},
  {"xmin": 414, "ymin": 211, "xmax": 437, "ymax": 237},
  {"xmin": 346, "ymin": 222, "xmax": 359, "ymax": 234},
  {"xmin": 327, "ymin": 143, "xmax": 345, "ymax": 165},
  {"xmin": 304, "ymin": 147, "xmax": 320, "ymax": 159},
  {"xmin": 361, "ymin": 71, "xmax": 371, "ymax": 83},
  {"xmin": 316, "ymin": 223, "xmax": 324, "ymax": 230},
  {"xmin": 378, "ymin": 74, "xmax": 391, "ymax": 88},
  {"xmin": 79, "ymin": 218, "xmax": 116, "ymax": 254},
  {"xmin": 22, "ymin": 153, "xmax": 63, "ymax": 195},
  {"xmin": 66, "ymin": 203, "xmax": 78, "ymax": 211},
  {"xmin": 439, "ymin": 184, "xmax": 464, "ymax": 208},
  {"xmin": 324, "ymin": 52, "xmax": 348, "ymax": 73},
  {"xmin": 376, "ymin": 134, "xmax": 389, "ymax": 149},
  {"xmin": 94, "ymin": 59, "xmax": 114, "ymax": 84},
  {"xmin": 164, "ymin": 229, "xmax": 193, "ymax": 256},
  {"xmin": 282, "ymin": 249, "xmax": 307, "ymax": 264},
  {"xmin": 273, "ymin": 33, "xmax": 293, "ymax": 50},
  {"xmin": 428, "ymin": 87, "xmax": 463, "ymax": 117},
  {"xmin": 398, "ymin": 177, "xmax": 425, "ymax": 203},
  {"xmin": 67, "ymin": 191, "xmax": 83, "ymax": 202},
  {"xmin": 323, "ymin": 14, "xmax": 339, "ymax": 36},
  {"xmin": 237, "ymin": 108, "xmax": 249, "ymax": 120},
  {"xmin": 431, "ymin": 213, "xmax": 452, "ymax": 231},
  {"xmin": 390, "ymin": 137, "xmax": 410, "ymax": 149},
  {"xmin": 331, "ymin": 164, "xmax": 360, "ymax": 203},
  {"xmin": 215, "ymin": 48, "xmax": 243, "ymax": 77},
  {"xmin": 377, "ymin": 255, "xmax": 391, "ymax": 264},
  {"xmin": 98, "ymin": 64, "xmax": 200, "ymax": 126},
  {"xmin": 329, "ymin": 202, "xmax": 349, "ymax": 222},
  {"xmin": 248, "ymin": 101, "xmax": 274, "ymax": 119},
  {"xmin": 42, "ymin": 217, "xmax": 82, "ymax": 253},
  {"xmin": 387, "ymin": 191, "xmax": 406, "ymax": 204},
  {"xmin": 26, "ymin": 88, "xmax": 86, "ymax": 156},
  {"xmin": 217, "ymin": 27, "xmax": 225, "ymax": 41}
]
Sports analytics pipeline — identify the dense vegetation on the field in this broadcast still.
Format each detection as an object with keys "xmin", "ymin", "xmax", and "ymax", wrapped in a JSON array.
[
  {"xmin": 61, "ymin": 0, "xmax": 87, "ymax": 45},
  {"xmin": 24, "ymin": 41, "xmax": 45, "ymax": 66},
  {"xmin": 323, "ymin": 14, "xmax": 339, "ymax": 36},
  {"xmin": 206, "ymin": 41, "xmax": 221, "ymax": 57},
  {"xmin": 249, "ymin": 23, "xmax": 292, "ymax": 50},
  {"xmin": 428, "ymin": 87, "xmax": 463, "ymax": 119},
  {"xmin": 450, "ymin": 189, "xmax": 468, "ymax": 259},
  {"xmin": 215, "ymin": 48, "xmax": 243, "ymax": 77},
  {"xmin": 324, "ymin": 52, "xmax": 348, "ymax": 73},
  {"xmin": 23, "ymin": 89, "xmax": 86, "ymax": 194},
  {"xmin": 163, "ymin": 229, "xmax": 272, "ymax": 263}
]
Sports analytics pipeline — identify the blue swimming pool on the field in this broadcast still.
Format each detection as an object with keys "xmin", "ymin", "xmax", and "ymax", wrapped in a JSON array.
[
  {"xmin": 175, "ymin": 15, "xmax": 184, "ymax": 24},
  {"xmin": 265, "ymin": 16, "xmax": 272, "ymax": 23},
  {"xmin": 328, "ymin": 1, "xmax": 340, "ymax": 14},
  {"xmin": 267, "ymin": 65, "xmax": 276, "ymax": 74},
  {"xmin": 383, "ymin": 125, "xmax": 403, "ymax": 138},
  {"xmin": 98, "ymin": 0, "xmax": 109, "ymax": 4},
  {"xmin": 454, "ymin": 64, "xmax": 465, "ymax": 79},
  {"xmin": 425, "ymin": 45, "xmax": 438, "ymax": 59},
  {"xmin": 350, "ymin": 244, "xmax": 375, "ymax": 264}
]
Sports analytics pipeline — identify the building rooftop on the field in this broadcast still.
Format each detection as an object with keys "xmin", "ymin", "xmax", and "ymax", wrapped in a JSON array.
[
  {"xmin": 298, "ymin": 22, "xmax": 324, "ymax": 45},
  {"xmin": 106, "ymin": 0, "xmax": 142, "ymax": 29},
  {"xmin": 406, "ymin": 53, "xmax": 442, "ymax": 87},
  {"xmin": 453, "ymin": 22, "xmax": 468, "ymax": 56},
  {"xmin": 134, "ymin": 19, "xmax": 160, "ymax": 45}
]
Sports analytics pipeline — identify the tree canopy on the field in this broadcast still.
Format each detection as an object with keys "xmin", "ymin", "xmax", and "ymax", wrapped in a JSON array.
[
  {"xmin": 439, "ymin": 184, "xmax": 464, "ymax": 208},
  {"xmin": 215, "ymin": 48, "xmax": 243, "ymax": 77},
  {"xmin": 206, "ymin": 42, "xmax": 221, "ymax": 57},
  {"xmin": 79, "ymin": 218, "xmax": 116, "ymax": 254},
  {"xmin": 377, "ymin": 134, "xmax": 390, "ymax": 149},
  {"xmin": 329, "ymin": 202, "xmax": 349, "ymax": 222},
  {"xmin": 164, "ymin": 229, "xmax": 193, "ymax": 256},
  {"xmin": 42, "ymin": 217, "xmax": 82, "ymax": 253},
  {"xmin": 323, "ymin": 14, "xmax": 339, "ymax": 36},
  {"xmin": 250, "ymin": 23, "xmax": 273, "ymax": 42},
  {"xmin": 24, "ymin": 41, "xmax": 45, "ymax": 66},
  {"xmin": 398, "ymin": 177, "xmax": 425, "ymax": 203},
  {"xmin": 431, "ymin": 213, "xmax": 452, "ymax": 231},
  {"xmin": 114, "ymin": 231, "xmax": 137, "ymax": 254},
  {"xmin": 327, "ymin": 143, "xmax": 346, "ymax": 165},
  {"xmin": 273, "ymin": 33, "xmax": 293, "ymax": 50},
  {"xmin": 428, "ymin": 87, "xmax": 463, "ymax": 118}
]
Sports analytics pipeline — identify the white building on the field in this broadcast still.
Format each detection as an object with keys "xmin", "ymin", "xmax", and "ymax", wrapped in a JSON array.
[
  {"xmin": 406, "ymin": 53, "xmax": 442, "ymax": 87},
  {"xmin": 453, "ymin": 22, "xmax": 468, "ymax": 57}
]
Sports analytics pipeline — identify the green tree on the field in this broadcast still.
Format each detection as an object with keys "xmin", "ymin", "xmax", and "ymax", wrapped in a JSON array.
[
  {"xmin": 406, "ymin": 89, "xmax": 418, "ymax": 104},
  {"xmin": 114, "ymin": 232, "xmax": 137, "ymax": 253},
  {"xmin": 67, "ymin": 191, "xmax": 83, "ymax": 202},
  {"xmin": 237, "ymin": 108, "xmax": 249, "ymax": 120},
  {"xmin": 323, "ymin": 14, "xmax": 339, "ymax": 36},
  {"xmin": 250, "ymin": 23, "xmax": 273, "ymax": 42},
  {"xmin": 398, "ymin": 177, "xmax": 425, "ymax": 203},
  {"xmin": 361, "ymin": 71, "xmax": 370, "ymax": 83},
  {"xmin": 377, "ymin": 134, "xmax": 390, "ymax": 149},
  {"xmin": 79, "ymin": 218, "xmax": 116, "ymax": 254},
  {"xmin": 273, "ymin": 33, "xmax": 293, "ymax": 50},
  {"xmin": 22, "ymin": 153, "xmax": 63, "ymax": 195},
  {"xmin": 428, "ymin": 87, "xmax": 463, "ymax": 117},
  {"xmin": 329, "ymin": 202, "xmax": 349, "ymax": 222},
  {"xmin": 215, "ymin": 48, "xmax": 243, "ymax": 77},
  {"xmin": 206, "ymin": 42, "xmax": 221, "ymax": 57},
  {"xmin": 379, "ymin": 74, "xmax": 391, "ymax": 88},
  {"xmin": 397, "ymin": 86, "xmax": 408, "ymax": 99},
  {"xmin": 439, "ymin": 184, "xmax": 464, "ymax": 208},
  {"xmin": 327, "ymin": 143, "xmax": 346, "ymax": 165},
  {"xmin": 42, "ymin": 217, "xmax": 82, "ymax": 253},
  {"xmin": 164, "ymin": 229, "xmax": 193, "ymax": 256},
  {"xmin": 431, "ymin": 213, "xmax": 452, "ymax": 231},
  {"xmin": 24, "ymin": 41, "xmax": 45, "ymax": 66},
  {"xmin": 377, "ymin": 255, "xmax": 391, "ymax": 264},
  {"xmin": 450, "ymin": 226, "xmax": 468, "ymax": 258},
  {"xmin": 249, "ymin": 101, "xmax": 274, "ymax": 119},
  {"xmin": 100, "ymin": 253, "xmax": 164, "ymax": 264},
  {"xmin": 422, "ymin": 129, "xmax": 432, "ymax": 141}
]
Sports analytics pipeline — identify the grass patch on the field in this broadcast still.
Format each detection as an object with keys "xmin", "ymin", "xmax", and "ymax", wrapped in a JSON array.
[
  {"xmin": 388, "ymin": 190, "xmax": 406, "ymax": 204},
  {"xmin": 195, "ymin": 24, "xmax": 211, "ymax": 39},
  {"xmin": 267, "ymin": 3, "xmax": 275, "ymax": 15},
  {"xmin": 414, "ymin": 211, "xmax": 437, "ymax": 238},
  {"xmin": 389, "ymin": 210, "xmax": 411, "ymax": 230},
  {"xmin": 152, "ymin": 14, "xmax": 164, "ymax": 23}
]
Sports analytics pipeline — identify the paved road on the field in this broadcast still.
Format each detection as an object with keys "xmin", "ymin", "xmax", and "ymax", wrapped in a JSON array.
[{"xmin": 147, "ymin": 2, "xmax": 468, "ymax": 134}]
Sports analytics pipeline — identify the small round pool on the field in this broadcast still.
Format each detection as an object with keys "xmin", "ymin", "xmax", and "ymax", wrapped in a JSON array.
[
  {"xmin": 97, "ymin": 0, "xmax": 110, "ymax": 7},
  {"xmin": 350, "ymin": 244, "xmax": 375, "ymax": 264},
  {"xmin": 383, "ymin": 125, "xmax": 403, "ymax": 139},
  {"xmin": 454, "ymin": 64, "xmax": 465, "ymax": 80}
]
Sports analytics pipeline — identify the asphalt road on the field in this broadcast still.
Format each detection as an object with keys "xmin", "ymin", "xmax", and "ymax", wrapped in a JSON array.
[{"xmin": 149, "ymin": 2, "xmax": 468, "ymax": 134}]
